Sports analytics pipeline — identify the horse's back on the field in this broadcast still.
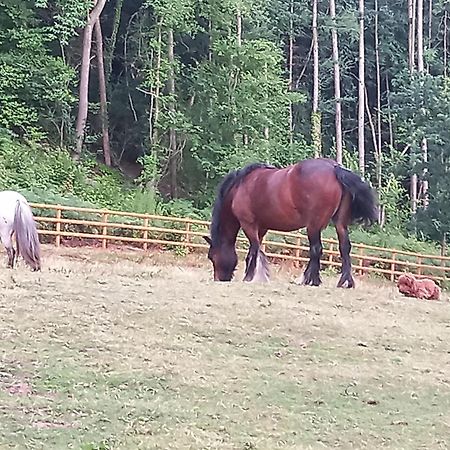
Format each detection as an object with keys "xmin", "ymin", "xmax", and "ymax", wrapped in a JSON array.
[
  {"xmin": 0, "ymin": 190, "xmax": 28, "ymax": 204},
  {"xmin": 231, "ymin": 158, "xmax": 344, "ymax": 231},
  {"xmin": 0, "ymin": 191, "xmax": 29, "ymax": 222}
]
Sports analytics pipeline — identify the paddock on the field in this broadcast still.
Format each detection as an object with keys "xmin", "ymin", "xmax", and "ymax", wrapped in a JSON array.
[{"xmin": 0, "ymin": 245, "xmax": 449, "ymax": 449}]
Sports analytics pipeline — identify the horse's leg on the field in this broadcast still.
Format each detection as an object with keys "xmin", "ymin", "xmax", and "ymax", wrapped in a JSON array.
[
  {"xmin": 335, "ymin": 223, "xmax": 355, "ymax": 288},
  {"xmin": 301, "ymin": 228, "xmax": 323, "ymax": 286},
  {"xmin": 333, "ymin": 194, "xmax": 355, "ymax": 288},
  {"xmin": 254, "ymin": 228, "xmax": 269, "ymax": 282},
  {"xmin": 0, "ymin": 229, "xmax": 15, "ymax": 269},
  {"xmin": 242, "ymin": 226, "xmax": 269, "ymax": 282}
]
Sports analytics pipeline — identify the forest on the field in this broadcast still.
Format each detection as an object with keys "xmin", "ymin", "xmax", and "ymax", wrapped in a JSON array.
[{"xmin": 1, "ymin": 0, "xmax": 450, "ymax": 252}]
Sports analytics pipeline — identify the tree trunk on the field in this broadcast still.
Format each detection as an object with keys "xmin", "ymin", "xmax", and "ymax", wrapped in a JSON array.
[
  {"xmin": 330, "ymin": 0, "xmax": 343, "ymax": 164},
  {"xmin": 374, "ymin": 0, "xmax": 382, "ymax": 190},
  {"xmin": 444, "ymin": 10, "xmax": 448, "ymax": 78},
  {"xmin": 94, "ymin": 19, "xmax": 111, "ymax": 167},
  {"xmin": 385, "ymin": 74, "xmax": 394, "ymax": 148},
  {"xmin": 167, "ymin": 28, "xmax": 177, "ymax": 199},
  {"xmin": 408, "ymin": 0, "xmax": 416, "ymax": 73},
  {"xmin": 358, "ymin": 0, "xmax": 365, "ymax": 176},
  {"xmin": 150, "ymin": 23, "xmax": 162, "ymax": 146},
  {"xmin": 417, "ymin": 0, "xmax": 424, "ymax": 73},
  {"xmin": 288, "ymin": 0, "xmax": 294, "ymax": 146},
  {"xmin": 417, "ymin": 0, "xmax": 429, "ymax": 207},
  {"xmin": 236, "ymin": 8, "xmax": 247, "ymax": 145},
  {"xmin": 408, "ymin": 0, "xmax": 418, "ymax": 212},
  {"xmin": 74, "ymin": 0, "xmax": 107, "ymax": 158},
  {"xmin": 427, "ymin": 0, "xmax": 432, "ymax": 72},
  {"xmin": 105, "ymin": 0, "xmax": 123, "ymax": 84},
  {"xmin": 311, "ymin": 0, "xmax": 322, "ymax": 157},
  {"xmin": 237, "ymin": 8, "xmax": 242, "ymax": 46}
]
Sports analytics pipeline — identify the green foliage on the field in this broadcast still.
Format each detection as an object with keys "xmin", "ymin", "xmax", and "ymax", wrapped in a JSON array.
[
  {"xmin": 186, "ymin": 37, "xmax": 307, "ymax": 200},
  {"xmin": 0, "ymin": 133, "xmax": 159, "ymax": 214},
  {"xmin": 378, "ymin": 173, "xmax": 408, "ymax": 229},
  {"xmin": 0, "ymin": 1, "xmax": 76, "ymax": 142},
  {"xmin": 391, "ymin": 73, "xmax": 450, "ymax": 242}
]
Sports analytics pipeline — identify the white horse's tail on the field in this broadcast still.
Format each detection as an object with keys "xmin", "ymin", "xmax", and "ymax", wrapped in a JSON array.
[{"xmin": 13, "ymin": 200, "xmax": 41, "ymax": 271}]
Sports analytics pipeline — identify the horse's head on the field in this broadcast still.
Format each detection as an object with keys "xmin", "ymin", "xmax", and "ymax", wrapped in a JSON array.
[{"xmin": 203, "ymin": 236, "xmax": 237, "ymax": 281}]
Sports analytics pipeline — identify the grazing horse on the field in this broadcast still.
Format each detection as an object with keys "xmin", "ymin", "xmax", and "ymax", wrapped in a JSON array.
[
  {"xmin": 0, "ymin": 191, "xmax": 41, "ymax": 271},
  {"xmin": 203, "ymin": 158, "xmax": 378, "ymax": 288}
]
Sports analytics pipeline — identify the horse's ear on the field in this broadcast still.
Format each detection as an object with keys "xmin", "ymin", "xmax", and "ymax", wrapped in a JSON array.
[{"xmin": 203, "ymin": 236, "xmax": 212, "ymax": 245}]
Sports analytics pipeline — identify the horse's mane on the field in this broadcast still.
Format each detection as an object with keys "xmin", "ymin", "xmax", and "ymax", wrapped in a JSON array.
[{"xmin": 210, "ymin": 163, "xmax": 275, "ymax": 247}]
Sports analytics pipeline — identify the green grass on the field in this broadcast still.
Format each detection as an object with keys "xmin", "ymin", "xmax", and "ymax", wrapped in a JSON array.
[{"xmin": 0, "ymin": 247, "xmax": 449, "ymax": 449}]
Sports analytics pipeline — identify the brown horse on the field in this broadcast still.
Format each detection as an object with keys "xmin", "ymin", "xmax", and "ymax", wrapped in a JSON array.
[{"xmin": 203, "ymin": 158, "xmax": 378, "ymax": 288}]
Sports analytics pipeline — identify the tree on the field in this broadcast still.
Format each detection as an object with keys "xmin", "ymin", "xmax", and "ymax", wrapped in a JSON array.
[
  {"xmin": 311, "ymin": 0, "xmax": 321, "ymax": 157},
  {"xmin": 374, "ymin": 0, "xmax": 382, "ymax": 190},
  {"xmin": 74, "ymin": 0, "xmax": 107, "ymax": 158},
  {"xmin": 358, "ymin": 0, "xmax": 365, "ymax": 175},
  {"xmin": 94, "ymin": 18, "xmax": 112, "ymax": 166},
  {"xmin": 329, "ymin": 0, "xmax": 343, "ymax": 164}
]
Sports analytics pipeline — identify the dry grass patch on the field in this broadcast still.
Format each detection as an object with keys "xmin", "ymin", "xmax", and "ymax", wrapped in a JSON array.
[{"xmin": 0, "ymin": 245, "xmax": 449, "ymax": 449}]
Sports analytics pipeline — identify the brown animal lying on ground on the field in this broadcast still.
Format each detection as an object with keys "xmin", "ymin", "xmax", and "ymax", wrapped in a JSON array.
[{"xmin": 397, "ymin": 273, "xmax": 441, "ymax": 300}]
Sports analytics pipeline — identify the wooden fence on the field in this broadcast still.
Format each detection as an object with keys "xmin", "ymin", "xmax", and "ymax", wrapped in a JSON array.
[{"xmin": 29, "ymin": 202, "xmax": 450, "ymax": 283}]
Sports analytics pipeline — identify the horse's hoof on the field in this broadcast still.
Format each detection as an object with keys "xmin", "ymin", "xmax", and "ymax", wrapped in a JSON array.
[
  {"xmin": 299, "ymin": 276, "xmax": 321, "ymax": 287},
  {"xmin": 337, "ymin": 278, "xmax": 355, "ymax": 288}
]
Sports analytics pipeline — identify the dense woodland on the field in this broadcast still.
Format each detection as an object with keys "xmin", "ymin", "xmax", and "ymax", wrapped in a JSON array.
[{"xmin": 1, "ymin": 0, "xmax": 450, "ymax": 250}]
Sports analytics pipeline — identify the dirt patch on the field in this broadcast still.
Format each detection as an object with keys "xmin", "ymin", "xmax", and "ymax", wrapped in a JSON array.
[{"xmin": 6, "ymin": 381, "xmax": 33, "ymax": 396}]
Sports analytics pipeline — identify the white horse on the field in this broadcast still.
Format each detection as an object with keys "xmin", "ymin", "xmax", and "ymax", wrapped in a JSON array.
[{"xmin": 0, "ymin": 191, "xmax": 41, "ymax": 271}]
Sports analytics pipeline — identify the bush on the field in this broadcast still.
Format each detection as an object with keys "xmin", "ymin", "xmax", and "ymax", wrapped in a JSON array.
[{"xmin": 0, "ymin": 133, "xmax": 159, "ymax": 215}]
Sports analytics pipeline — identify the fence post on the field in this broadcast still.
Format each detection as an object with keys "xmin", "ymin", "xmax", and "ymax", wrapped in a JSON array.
[
  {"xmin": 328, "ymin": 243, "xmax": 334, "ymax": 265},
  {"xmin": 185, "ymin": 221, "xmax": 191, "ymax": 252},
  {"xmin": 358, "ymin": 246, "xmax": 365, "ymax": 275},
  {"xmin": 295, "ymin": 236, "xmax": 301, "ymax": 268},
  {"xmin": 442, "ymin": 258, "xmax": 447, "ymax": 281},
  {"xmin": 143, "ymin": 217, "xmax": 149, "ymax": 251},
  {"xmin": 55, "ymin": 206, "xmax": 62, "ymax": 247},
  {"xmin": 261, "ymin": 234, "xmax": 266, "ymax": 253},
  {"xmin": 417, "ymin": 256, "xmax": 422, "ymax": 276},
  {"xmin": 102, "ymin": 212, "xmax": 109, "ymax": 249},
  {"xmin": 390, "ymin": 252, "xmax": 396, "ymax": 282}
]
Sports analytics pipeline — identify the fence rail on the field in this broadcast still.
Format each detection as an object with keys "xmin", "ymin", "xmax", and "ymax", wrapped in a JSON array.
[{"xmin": 29, "ymin": 202, "xmax": 450, "ymax": 283}]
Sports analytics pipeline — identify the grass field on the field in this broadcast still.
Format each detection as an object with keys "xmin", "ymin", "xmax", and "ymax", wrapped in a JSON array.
[{"xmin": 0, "ymin": 245, "xmax": 449, "ymax": 450}]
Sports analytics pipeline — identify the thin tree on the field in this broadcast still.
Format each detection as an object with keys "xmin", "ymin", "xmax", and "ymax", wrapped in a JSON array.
[
  {"xmin": 167, "ymin": 28, "xmax": 177, "ymax": 198},
  {"xmin": 408, "ymin": 0, "xmax": 418, "ymax": 212},
  {"xmin": 94, "ymin": 18, "xmax": 111, "ymax": 166},
  {"xmin": 427, "ymin": 0, "xmax": 432, "ymax": 73},
  {"xmin": 445, "ymin": 9, "xmax": 448, "ymax": 77},
  {"xmin": 149, "ymin": 22, "xmax": 163, "ymax": 146},
  {"xmin": 408, "ymin": 0, "xmax": 416, "ymax": 73},
  {"xmin": 330, "ymin": 0, "xmax": 343, "ymax": 164},
  {"xmin": 105, "ymin": 0, "xmax": 124, "ymax": 84},
  {"xmin": 358, "ymin": 0, "xmax": 365, "ymax": 175},
  {"xmin": 311, "ymin": 0, "xmax": 322, "ymax": 157},
  {"xmin": 417, "ymin": 0, "xmax": 424, "ymax": 72},
  {"xmin": 417, "ymin": 0, "xmax": 429, "ymax": 207},
  {"xmin": 288, "ymin": 0, "xmax": 295, "ymax": 146},
  {"xmin": 237, "ymin": 7, "xmax": 242, "ymax": 46},
  {"xmin": 374, "ymin": 0, "xmax": 382, "ymax": 190},
  {"xmin": 75, "ymin": 0, "xmax": 108, "ymax": 158}
]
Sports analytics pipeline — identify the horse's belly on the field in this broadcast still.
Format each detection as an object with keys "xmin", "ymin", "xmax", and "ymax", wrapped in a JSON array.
[{"xmin": 258, "ymin": 213, "xmax": 306, "ymax": 232}]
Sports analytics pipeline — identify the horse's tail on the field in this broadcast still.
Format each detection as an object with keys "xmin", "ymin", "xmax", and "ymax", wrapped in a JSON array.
[
  {"xmin": 334, "ymin": 165, "xmax": 379, "ymax": 226},
  {"xmin": 13, "ymin": 199, "xmax": 41, "ymax": 271}
]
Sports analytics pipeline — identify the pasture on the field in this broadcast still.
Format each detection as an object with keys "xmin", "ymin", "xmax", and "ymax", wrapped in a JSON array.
[{"xmin": 0, "ymin": 246, "xmax": 449, "ymax": 450}]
